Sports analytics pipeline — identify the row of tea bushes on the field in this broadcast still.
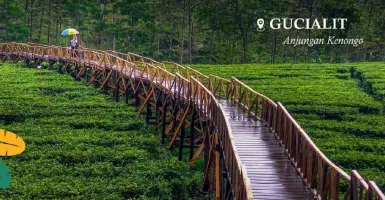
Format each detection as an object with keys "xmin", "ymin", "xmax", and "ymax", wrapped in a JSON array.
[
  {"xmin": 350, "ymin": 63, "xmax": 385, "ymax": 104},
  {"xmin": 0, "ymin": 62, "xmax": 204, "ymax": 199}
]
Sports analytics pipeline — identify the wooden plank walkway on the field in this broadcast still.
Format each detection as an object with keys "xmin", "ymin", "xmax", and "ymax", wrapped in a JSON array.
[
  {"xmin": 4, "ymin": 50, "xmax": 313, "ymax": 199},
  {"xmin": 217, "ymin": 99, "xmax": 314, "ymax": 200}
]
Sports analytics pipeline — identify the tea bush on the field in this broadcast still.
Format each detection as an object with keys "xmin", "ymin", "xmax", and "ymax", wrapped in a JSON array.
[{"xmin": 0, "ymin": 62, "xmax": 204, "ymax": 199}]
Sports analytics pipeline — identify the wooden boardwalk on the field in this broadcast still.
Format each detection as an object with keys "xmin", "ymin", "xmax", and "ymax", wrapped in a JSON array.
[
  {"xmin": 1, "ymin": 43, "xmax": 384, "ymax": 200},
  {"xmin": 218, "ymin": 99, "xmax": 314, "ymax": 199}
]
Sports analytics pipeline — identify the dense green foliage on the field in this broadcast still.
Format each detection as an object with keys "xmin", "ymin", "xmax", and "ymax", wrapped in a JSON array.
[
  {"xmin": 351, "ymin": 63, "xmax": 385, "ymax": 104},
  {"xmin": 0, "ymin": 62, "xmax": 203, "ymax": 199},
  {"xmin": 1, "ymin": 0, "xmax": 385, "ymax": 64},
  {"xmin": 191, "ymin": 63, "xmax": 385, "ymax": 190}
]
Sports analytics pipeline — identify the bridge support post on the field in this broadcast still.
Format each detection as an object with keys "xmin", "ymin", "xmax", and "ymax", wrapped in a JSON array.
[
  {"xmin": 84, "ymin": 68, "xmax": 89, "ymax": 82},
  {"xmin": 64, "ymin": 63, "xmax": 69, "ymax": 74},
  {"xmin": 215, "ymin": 134, "xmax": 221, "ymax": 200},
  {"xmin": 48, "ymin": 60, "xmax": 54, "ymax": 70},
  {"xmin": 57, "ymin": 62, "xmax": 63, "ymax": 73},
  {"xmin": 25, "ymin": 59, "xmax": 30, "ymax": 66},
  {"xmin": 203, "ymin": 121, "xmax": 211, "ymax": 173},
  {"xmin": 220, "ymin": 151, "xmax": 227, "ymax": 200},
  {"xmin": 7, "ymin": 55, "xmax": 13, "ymax": 62},
  {"xmin": 202, "ymin": 131, "xmax": 222, "ymax": 199},
  {"xmin": 14, "ymin": 55, "xmax": 21, "ymax": 64},
  {"xmin": 103, "ymin": 70, "xmax": 110, "ymax": 94},
  {"xmin": 202, "ymin": 121, "xmax": 210, "ymax": 192},
  {"xmin": 161, "ymin": 103, "xmax": 168, "ymax": 144},
  {"xmin": 74, "ymin": 65, "xmax": 79, "ymax": 80},
  {"xmin": 155, "ymin": 98, "xmax": 160, "ymax": 132},
  {"xmin": 0, "ymin": 55, "xmax": 6, "ymax": 62},
  {"xmin": 34, "ymin": 58, "xmax": 39, "ymax": 68},
  {"xmin": 134, "ymin": 83, "xmax": 141, "ymax": 108},
  {"xmin": 170, "ymin": 104, "xmax": 178, "ymax": 151},
  {"xmin": 178, "ymin": 120, "xmax": 186, "ymax": 161},
  {"xmin": 189, "ymin": 108, "xmax": 196, "ymax": 160},
  {"xmin": 115, "ymin": 80, "xmax": 120, "ymax": 102},
  {"xmin": 135, "ymin": 93, "xmax": 140, "ymax": 108},
  {"xmin": 145, "ymin": 102, "xmax": 151, "ymax": 124},
  {"xmin": 93, "ymin": 71, "xmax": 99, "ymax": 87},
  {"xmin": 125, "ymin": 83, "xmax": 130, "ymax": 104}
]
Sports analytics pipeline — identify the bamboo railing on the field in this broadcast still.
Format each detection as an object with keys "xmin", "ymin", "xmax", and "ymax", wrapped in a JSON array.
[{"xmin": 1, "ymin": 42, "xmax": 384, "ymax": 200}]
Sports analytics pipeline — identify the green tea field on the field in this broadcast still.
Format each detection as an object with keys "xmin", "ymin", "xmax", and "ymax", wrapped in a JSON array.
[
  {"xmin": 0, "ymin": 62, "xmax": 202, "ymax": 199},
  {"xmin": 351, "ymin": 64, "xmax": 385, "ymax": 104},
  {"xmin": 191, "ymin": 63, "xmax": 385, "ymax": 190}
]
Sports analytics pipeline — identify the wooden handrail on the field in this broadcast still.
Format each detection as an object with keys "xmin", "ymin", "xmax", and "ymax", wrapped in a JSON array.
[
  {"xmin": 103, "ymin": 50, "xmax": 210, "ymax": 87},
  {"xmin": 190, "ymin": 77, "xmax": 253, "ymax": 199},
  {"xmin": 229, "ymin": 77, "xmax": 277, "ymax": 125},
  {"xmin": 207, "ymin": 73, "xmax": 384, "ymax": 200},
  {"xmin": 208, "ymin": 74, "xmax": 231, "ymax": 99},
  {"xmin": 105, "ymin": 50, "xmax": 164, "ymax": 68},
  {"xmin": 350, "ymin": 170, "xmax": 385, "ymax": 200},
  {"xmin": 276, "ymin": 103, "xmax": 351, "ymax": 199}
]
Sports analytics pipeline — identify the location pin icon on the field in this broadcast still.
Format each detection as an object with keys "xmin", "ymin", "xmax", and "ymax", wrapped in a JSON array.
[{"xmin": 257, "ymin": 19, "xmax": 265, "ymax": 31}]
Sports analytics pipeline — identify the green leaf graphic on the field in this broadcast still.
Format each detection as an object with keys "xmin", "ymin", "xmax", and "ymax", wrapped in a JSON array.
[{"xmin": 0, "ymin": 158, "xmax": 11, "ymax": 189}]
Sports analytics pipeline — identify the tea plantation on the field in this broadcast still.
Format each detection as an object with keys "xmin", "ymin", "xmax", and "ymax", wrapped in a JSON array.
[
  {"xmin": 191, "ymin": 63, "xmax": 385, "ymax": 190},
  {"xmin": 351, "ymin": 63, "xmax": 385, "ymax": 104},
  {"xmin": 0, "ymin": 62, "xmax": 203, "ymax": 199}
]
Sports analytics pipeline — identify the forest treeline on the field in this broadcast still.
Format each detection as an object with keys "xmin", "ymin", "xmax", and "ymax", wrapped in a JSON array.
[{"xmin": 1, "ymin": 0, "xmax": 385, "ymax": 64}]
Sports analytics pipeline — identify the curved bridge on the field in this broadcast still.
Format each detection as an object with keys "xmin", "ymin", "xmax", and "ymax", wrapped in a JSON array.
[{"xmin": 1, "ymin": 43, "xmax": 384, "ymax": 200}]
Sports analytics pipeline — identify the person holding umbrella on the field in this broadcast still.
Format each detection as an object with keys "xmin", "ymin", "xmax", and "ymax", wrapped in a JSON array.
[
  {"xmin": 61, "ymin": 28, "xmax": 81, "ymax": 57},
  {"xmin": 70, "ymin": 35, "xmax": 78, "ymax": 57},
  {"xmin": 70, "ymin": 36, "xmax": 78, "ymax": 50}
]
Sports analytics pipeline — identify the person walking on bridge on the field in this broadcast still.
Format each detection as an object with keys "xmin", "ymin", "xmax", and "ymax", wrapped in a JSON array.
[
  {"xmin": 70, "ymin": 36, "xmax": 78, "ymax": 50},
  {"xmin": 70, "ymin": 36, "xmax": 78, "ymax": 57}
]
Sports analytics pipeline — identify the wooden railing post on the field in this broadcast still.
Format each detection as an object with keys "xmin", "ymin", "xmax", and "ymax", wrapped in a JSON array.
[
  {"xmin": 368, "ymin": 181, "xmax": 385, "ymax": 200},
  {"xmin": 350, "ymin": 171, "xmax": 358, "ymax": 200}
]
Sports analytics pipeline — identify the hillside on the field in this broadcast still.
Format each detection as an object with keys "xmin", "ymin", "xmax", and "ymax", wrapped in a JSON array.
[{"xmin": 0, "ymin": 62, "xmax": 203, "ymax": 199}]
